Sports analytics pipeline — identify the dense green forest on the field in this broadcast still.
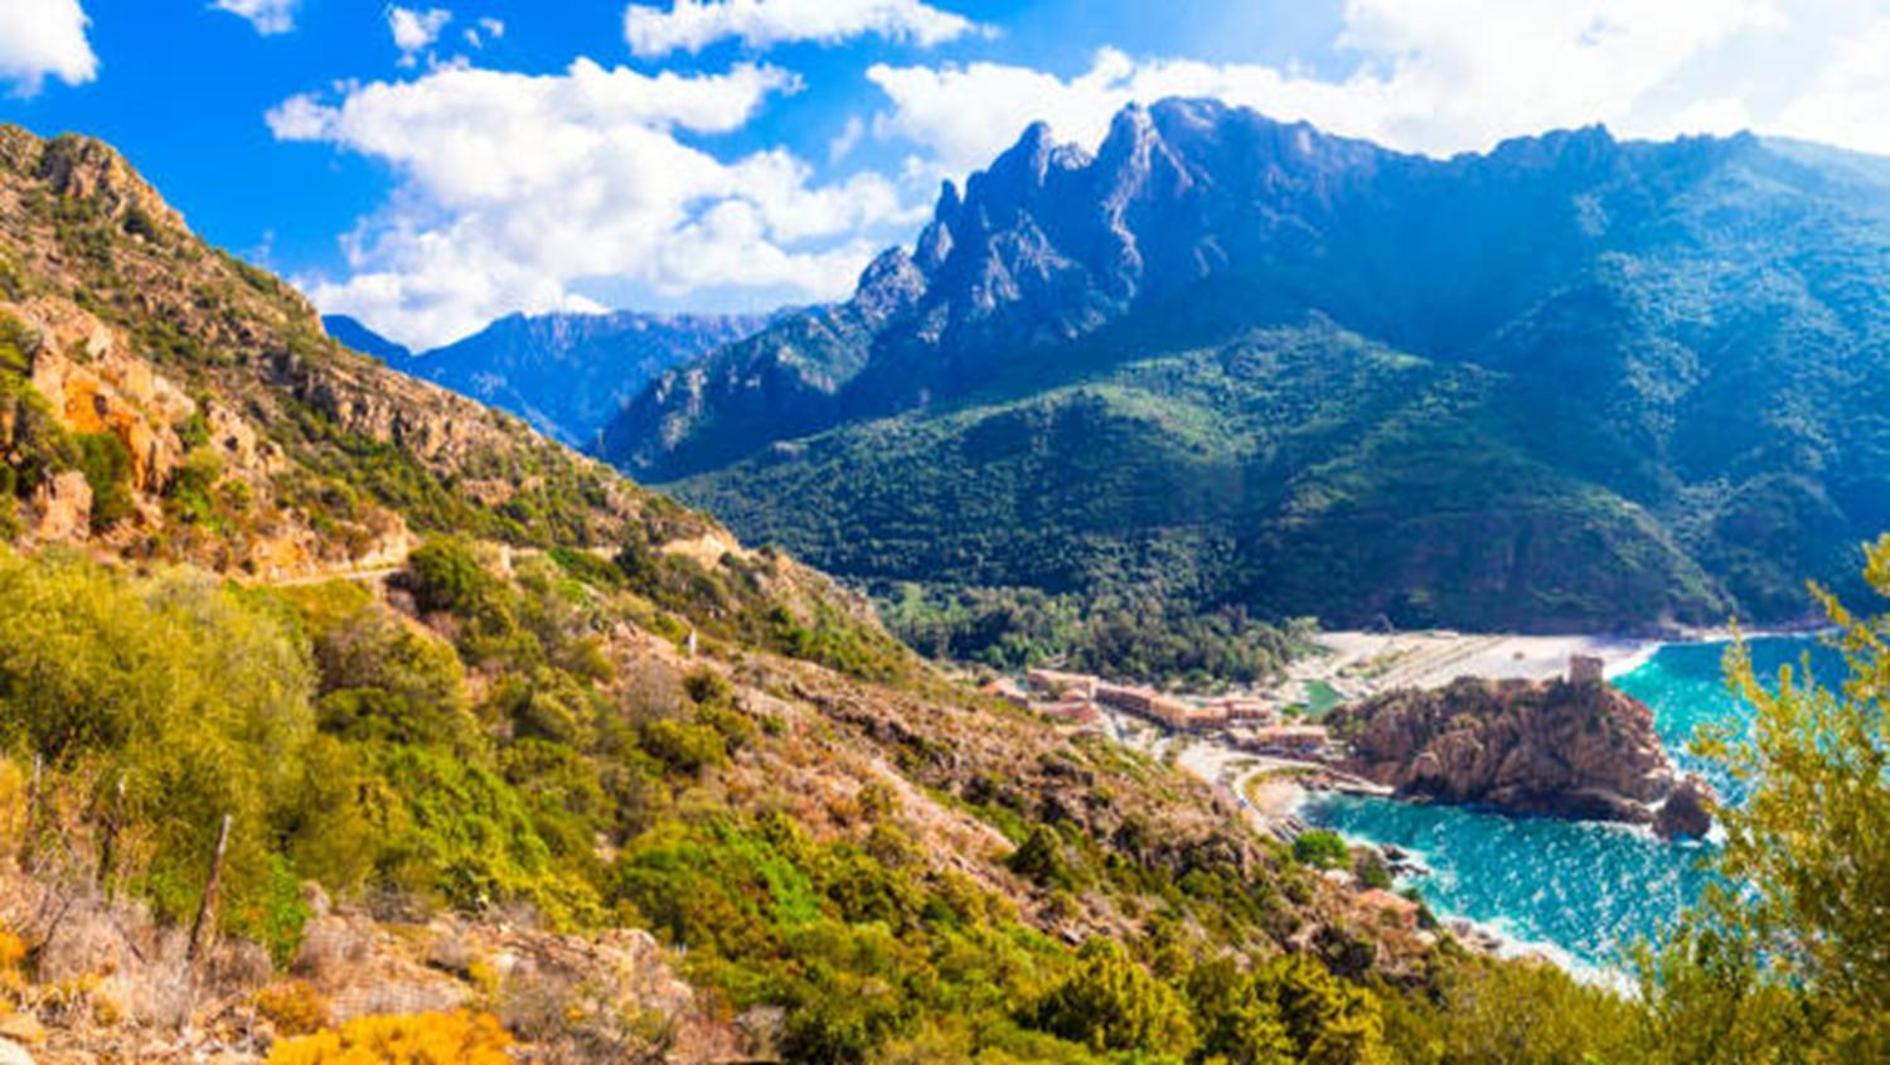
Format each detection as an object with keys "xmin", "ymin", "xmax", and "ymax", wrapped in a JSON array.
[{"xmin": 874, "ymin": 580, "xmax": 1319, "ymax": 688}]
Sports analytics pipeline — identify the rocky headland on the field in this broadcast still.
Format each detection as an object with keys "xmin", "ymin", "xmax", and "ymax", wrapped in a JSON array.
[{"xmin": 1329, "ymin": 673, "xmax": 1716, "ymax": 839}]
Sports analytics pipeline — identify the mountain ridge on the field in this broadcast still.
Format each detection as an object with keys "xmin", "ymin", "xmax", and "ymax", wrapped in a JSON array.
[
  {"xmin": 323, "ymin": 308, "xmax": 772, "ymax": 448},
  {"xmin": 601, "ymin": 98, "xmax": 1890, "ymax": 633}
]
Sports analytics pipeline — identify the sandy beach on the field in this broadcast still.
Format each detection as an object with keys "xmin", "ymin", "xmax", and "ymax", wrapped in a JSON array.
[{"xmin": 1305, "ymin": 630, "xmax": 1663, "ymax": 693}]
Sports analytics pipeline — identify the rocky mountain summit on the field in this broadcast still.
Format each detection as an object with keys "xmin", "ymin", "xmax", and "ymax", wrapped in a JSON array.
[
  {"xmin": 603, "ymin": 97, "xmax": 1890, "ymax": 633},
  {"xmin": 1330, "ymin": 673, "xmax": 1716, "ymax": 838}
]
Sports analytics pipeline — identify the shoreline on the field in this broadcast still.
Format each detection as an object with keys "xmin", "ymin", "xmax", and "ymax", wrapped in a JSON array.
[{"xmin": 1300, "ymin": 626, "xmax": 1824, "ymax": 696}]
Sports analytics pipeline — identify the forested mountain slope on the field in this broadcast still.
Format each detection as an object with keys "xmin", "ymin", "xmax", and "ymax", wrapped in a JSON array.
[{"xmin": 605, "ymin": 99, "xmax": 1890, "ymax": 633}]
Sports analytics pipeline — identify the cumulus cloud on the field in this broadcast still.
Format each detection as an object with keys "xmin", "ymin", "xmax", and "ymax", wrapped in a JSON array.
[
  {"xmin": 0, "ymin": 0, "xmax": 97, "ymax": 95},
  {"xmin": 213, "ymin": 0, "xmax": 300, "ymax": 36},
  {"xmin": 868, "ymin": 0, "xmax": 1786, "ymax": 172},
  {"xmin": 269, "ymin": 59, "xmax": 920, "ymax": 349},
  {"xmin": 390, "ymin": 6, "xmax": 453, "ymax": 65},
  {"xmin": 625, "ymin": 0, "xmax": 986, "ymax": 58}
]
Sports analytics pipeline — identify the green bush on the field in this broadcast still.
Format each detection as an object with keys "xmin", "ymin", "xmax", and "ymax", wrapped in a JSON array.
[
  {"xmin": 0, "ymin": 548, "xmax": 316, "ymax": 932},
  {"xmin": 1033, "ymin": 938, "xmax": 1198, "ymax": 1057},
  {"xmin": 638, "ymin": 718, "xmax": 728, "ymax": 776},
  {"xmin": 74, "ymin": 432, "xmax": 134, "ymax": 529},
  {"xmin": 1293, "ymin": 830, "xmax": 1350, "ymax": 870},
  {"xmin": 1008, "ymin": 825, "xmax": 1079, "ymax": 891}
]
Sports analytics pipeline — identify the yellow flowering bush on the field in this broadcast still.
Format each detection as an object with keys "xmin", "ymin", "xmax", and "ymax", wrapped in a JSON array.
[{"xmin": 265, "ymin": 1010, "xmax": 511, "ymax": 1065}]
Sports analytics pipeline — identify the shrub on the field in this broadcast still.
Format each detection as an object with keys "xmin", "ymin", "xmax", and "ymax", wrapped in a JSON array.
[
  {"xmin": 1033, "ymin": 938, "xmax": 1198, "ymax": 1057},
  {"xmin": 638, "ymin": 718, "xmax": 728, "ymax": 776},
  {"xmin": 1008, "ymin": 826, "xmax": 1079, "ymax": 891},
  {"xmin": 1293, "ymin": 830, "xmax": 1350, "ymax": 871},
  {"xmin": 404, "ymin": 538, "xmax": 493, "ymax": 616},
  {"xmin": 265, "ymin": 1010, "xmax": 512, "ymax": 1065},
  {"xmin": 164, "ymin": 448, "xmax": 223, "ymax": 526},
  {"xmin": 255, "ymin": 980, "xmax": 331, "ymax": 1036},
  {"xmin": 0, "ymin": 549, "xmax": 316, "ymax": 929},
  {"xmin": 75, "ymin": 431, "xmax": 134, "ymax": 528}
]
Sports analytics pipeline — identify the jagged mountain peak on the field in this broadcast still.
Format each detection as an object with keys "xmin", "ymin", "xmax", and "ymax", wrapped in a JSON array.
[{"xmin": 600, "ymin": 97, "xmax": 1890, "ymax": 633}]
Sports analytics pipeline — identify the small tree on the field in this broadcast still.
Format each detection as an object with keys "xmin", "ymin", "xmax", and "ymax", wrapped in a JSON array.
[
  {"xmin": 1034, "ymin": 938, "xmax": 1198, "ymax": 1057},
  {"xmin": 1641, "ymin": 535, "xmax": 1890, "ymax": 1059}
]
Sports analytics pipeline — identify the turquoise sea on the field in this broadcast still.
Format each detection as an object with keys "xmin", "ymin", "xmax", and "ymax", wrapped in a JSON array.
[{"xmin": 1299, "ymin": 635, "xmax": 1842, "ymax": 972}]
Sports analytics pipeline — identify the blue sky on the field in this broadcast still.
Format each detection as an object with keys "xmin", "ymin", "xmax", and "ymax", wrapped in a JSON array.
[{"xmin": 2, "ymin": 1, "xmax": 1887, "ymax": 348}]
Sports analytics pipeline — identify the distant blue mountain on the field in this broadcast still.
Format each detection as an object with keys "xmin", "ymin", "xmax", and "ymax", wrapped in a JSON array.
[
  {"xmin": 324, "ymin": 310, "xmax": 771, "ymax": 448},
  {"xmin": 600, "ymin": 98, "xmax": 1890, "ymax": 632},
  {"xmin": 323, "ymin": 314, "xmax": 414, "ymax": 364}
]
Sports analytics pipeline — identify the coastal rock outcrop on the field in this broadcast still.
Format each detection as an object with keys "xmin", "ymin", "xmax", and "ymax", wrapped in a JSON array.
[
  {"xmin": 1331, "ymin": 675, "xmax": 1698, "ymax": 828},
  {"xmin": 1654, "ymin": 773, "xmax": 1716, "ymax": 840}
]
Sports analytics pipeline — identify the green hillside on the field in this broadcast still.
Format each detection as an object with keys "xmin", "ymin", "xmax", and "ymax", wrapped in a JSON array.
[{"xmin": 672, "ymin": 319, "xmax": 1731, "ymax": 645}]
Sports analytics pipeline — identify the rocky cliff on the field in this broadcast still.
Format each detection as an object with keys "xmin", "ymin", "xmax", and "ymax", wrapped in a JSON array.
[
  {"xmin": 1331, "ymin": 675, "xmax": 1714, "ymax": 837},
  {"xmin": 0, "ymin": 123, "xmax": 681, "ymax": 580}
]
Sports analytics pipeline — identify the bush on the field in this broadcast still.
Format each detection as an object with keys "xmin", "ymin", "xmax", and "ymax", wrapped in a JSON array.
[
  {"xmin": 1008, "ymin": 825, "xmax": 1079, "ymax": 891},
  {"xmin": 255, "ymin": 979, "xmax": 331, "ymax": 1037},
  {"xmin": 265, "ymin": 1010, "xmax": 512, "ymax": 1065},
  {"xmin": 404, "ymin": 538, "xmax": 494, "ymax": 616},
  {"xmin": 638, "ymin": 718, "xmax": 728, "ymax": 776},
  {"xmin": 0, "ymin": 548, "xmax": 316, "ymax": 929},
  {"xmin": 1293, "ymin": 830, "xmax": 1350, "ymax": 871},
  {"xmin": 1033, "ymin": 938, "xmax": 1198, "ymax": 1057},
  {"xmin": 75, "ymin": 431, "xmax": 134, "ymax": 528}
]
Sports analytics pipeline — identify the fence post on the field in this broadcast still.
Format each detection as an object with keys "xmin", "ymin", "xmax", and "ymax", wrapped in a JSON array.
[
  {"xmin": 186, "ymin": 813, "xmax": 232, "ymax": 963},
  {"xmin": 20, "ymin": 752, "xmax": 42, "ymax": 872},
  {"xmin": 96, "ymin": 774, "xmax": 126, "ymax": 898}
]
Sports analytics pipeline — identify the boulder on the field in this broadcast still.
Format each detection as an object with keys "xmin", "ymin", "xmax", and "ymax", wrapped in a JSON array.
[
  {"xmin": 1655, "ymin": 774, "xmax": 1716, "ymax": 840},
  {"xmin": 28, "ymin": 470, "xmax": 91, "ymax": 542}
]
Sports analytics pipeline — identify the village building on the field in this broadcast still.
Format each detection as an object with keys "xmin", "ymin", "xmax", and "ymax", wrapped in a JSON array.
[
  {"xmin": 1208, "ymin": 695, "xmax": 1278, "ymax": 726},
  {"xmin": 1238, "ymin": 724, "xmax": 1332, "ymax": 757},
  {"xmin": 1096, "ymin": 683, "xmax": 1214, "ymax": 730}
]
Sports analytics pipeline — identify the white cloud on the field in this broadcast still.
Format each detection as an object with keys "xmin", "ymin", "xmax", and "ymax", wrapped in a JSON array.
[
  {"xmin": 868, "ymin": 0, "xmax": 1789, "ymax": 173},
  {"xmin": 465, "ymin": 16, "xmax": 505, "ymax": 48},
  {"xmin": 0, "ymin": 0, "xmax": 97, "ymax": 95},
  {"xmin": 269, "ymin": 59, "xmax": 920, "ymax": 349},
  {"xmin": 1775, "ymin": 17, "xmax": 1890, "ymax": 154},
  {"xmin": 625, "ymin": 0, "xmax": 986, "ymax": 58},
  {"xmin": 213, "ymin": 0, "xmax": 299, "ymax": 36},
  {"xmin": 828, "ymin": 114, "xmax": 866, "ymax": 162},
  {"xmin": 390, "ymin": 6, "xmax": 453, "ymax": 65}
]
